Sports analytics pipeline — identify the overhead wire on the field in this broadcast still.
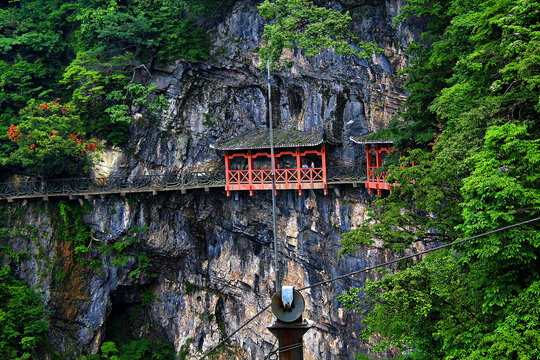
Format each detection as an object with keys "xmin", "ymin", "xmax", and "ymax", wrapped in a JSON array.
[
  {"xmin": 199, "ymin": 216, "xmax": 540, "ymax": 359},
  {"xmin": 278, "ymin": 343, "xmax": 303, "ymax": 353},
  {"xmin": 200, "ymin": 304, "xmax": 271, "ymax": 359},
  {"xmin": 263, "ymin": 342, "xmax": 304, "ymax": 359},
  {"xmin": 298, "ymin": 216, "xmax": 540, "ymax": 291},
  {"xmin": 263, "ymin": 338, "xmax": 278, "ymax": 360}
]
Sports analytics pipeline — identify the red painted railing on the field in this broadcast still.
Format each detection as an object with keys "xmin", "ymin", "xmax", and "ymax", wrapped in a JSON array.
[
  {"xmin": 300, "ymin": 168, "xmax": 323, "ymax": 182},
  {"xmin": 226, "ymin": 167, "xmax": 326, "ymax": 195},
  {"xmin": 229, "ymin": 170, "xmax": 249, "ymax": 184},
  {"xmin": 366, "ymin": 165, "xmax": 392, "ymax": 195},
  {"xmin": 228, "ymin": 168, "xmax": 324, "ymax": 185},
  {"xmin": 252, "ymin": 169, "xmax": 272, "ymax": 184},
  {"xmin": 367, "ymin": 166, "xmax": 388, "ymax": 183}
]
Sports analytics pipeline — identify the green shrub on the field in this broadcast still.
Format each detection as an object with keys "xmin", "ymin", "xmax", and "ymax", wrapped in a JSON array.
[
  {"xmin": 5, "ymin": 100, "xmax": 98, "ymax": 178},
  {"xmin": 0, "ymin": 265, "xmax": 50, "ymax": 359}
]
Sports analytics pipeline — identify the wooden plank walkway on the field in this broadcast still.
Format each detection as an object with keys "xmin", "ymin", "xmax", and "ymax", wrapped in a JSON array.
[{"xmin": 0, "ymin": 166, "xmax": 366, "ymax": 202}]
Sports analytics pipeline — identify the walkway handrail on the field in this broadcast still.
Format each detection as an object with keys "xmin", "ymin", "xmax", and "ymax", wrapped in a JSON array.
[
  {"xmin": 326, "ymin": 165, "xmax": 367, "ymax": 182},
  {"xmin": 0, "ymin": 165, "xmax": 367, "ymax": 200},
  {"xmin": 0, "ymin": 170, "xmax": 226, "ymax": 199}
]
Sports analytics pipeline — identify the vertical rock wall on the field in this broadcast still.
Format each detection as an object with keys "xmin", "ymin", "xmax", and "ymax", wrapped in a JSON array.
[{"xmin": 125, "ymin": 0, "xmax": 420, "ymax": 178}]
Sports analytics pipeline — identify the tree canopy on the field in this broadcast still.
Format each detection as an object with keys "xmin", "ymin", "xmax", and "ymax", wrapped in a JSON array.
[
  {"xmin": 0, "ymin": 0, "xmax": 231, "ymax": 178},
  {"xmin": 258, "ymin": 0, "xmax": 381, "ymax": 68},
  {"xmin": 0, "ymin": 265, "xmax": 50, "ymax": 360},
  {"xmin": 339, "ymin": 0, "xmax": 540, "ymax": 358}
]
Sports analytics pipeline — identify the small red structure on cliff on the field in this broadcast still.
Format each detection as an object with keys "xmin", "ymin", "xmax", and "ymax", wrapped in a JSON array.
[
  {"xmin": 350, "ymin": 137, "xmax": 396, "ymax": 195},
  {"xmin": 213, "ymin": 129, "xmax": 327, "ymax": 196}
]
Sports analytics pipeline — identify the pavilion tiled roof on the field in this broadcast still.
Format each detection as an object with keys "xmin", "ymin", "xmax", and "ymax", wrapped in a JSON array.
[
  {"xmin": 350, "ymin": 136, "xmax": 394, "ymax": 145},
  {"xmin": 213, "ymin": 129, "xmax": 324, "ymax": 151}
]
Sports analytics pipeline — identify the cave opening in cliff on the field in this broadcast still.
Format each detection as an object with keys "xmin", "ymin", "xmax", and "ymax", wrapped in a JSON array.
[
  {"xmin": 105, "ymin": 300, "xmax": 144, "ymax": 345},
  {"xmin": 103, "ymin": 286, "xmax": 172, "ymax": 353}
]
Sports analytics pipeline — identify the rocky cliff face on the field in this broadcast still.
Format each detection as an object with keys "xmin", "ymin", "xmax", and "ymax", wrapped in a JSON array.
[{"xmin": 3, "ymin": 1, "xmax": 422, "ymax": 358}]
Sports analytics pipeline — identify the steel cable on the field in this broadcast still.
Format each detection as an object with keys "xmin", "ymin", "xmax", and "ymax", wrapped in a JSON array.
[
  {"xmin": 298, "ymin": 216, "xmax": 540, "ymax": 291},
  {"xmin": 199, "ymin": 304, "xmax": 271, "ymax": 359}
]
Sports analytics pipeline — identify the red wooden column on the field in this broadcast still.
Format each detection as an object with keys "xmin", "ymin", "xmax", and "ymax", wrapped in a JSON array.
[
  {"xmin": 376, "ymin": 144, "xmax": 383, "ymax": 195},
  {"xmin": 365, "ymin": 145, "xmax": 373, "ymax": 194},
  {"xmin": 248, "ymin": 149, "xmax": 254, "ymax": 196},
  {"xmin": 296, "ymin": 147, "xmax": 302, "ymax": 196},
  {"xmin": 225, "ymin": 151, "xmax": 231, "ymax": 197},
  {"xmin": 321, "ymin": 144, "xmax": 327, "ymax": 195},
  {"xmin": 376, "ymin": 144, "xmax": 383, "ymax": 167}
]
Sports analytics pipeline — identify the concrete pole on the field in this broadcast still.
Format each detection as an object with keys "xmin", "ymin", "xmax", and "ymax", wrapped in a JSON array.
[{"xmin": 267, "ymin": 59, "xmax": 280, "ymax": 293}]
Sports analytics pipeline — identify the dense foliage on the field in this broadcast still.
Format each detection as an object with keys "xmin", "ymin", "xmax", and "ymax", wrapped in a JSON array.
[
  {"xmin": 84, "ymin": 339, "xmax": 175, "ymax": 360},
  {"xmin": 258, "ymin": 0, "xmax": 380, "ymax": 68},
  {"xmin": 0, "ymin": 0, "xmax": 231, "ymax": 178},
  {"xmin": 5, "ymin": 100, "xmax": 98, "ymax": 178},
  {"xmin": 0, "ymin": 265, "xmax": 50, "ymax": 360},
  {"xmin": 339, "ymin": 0, "xmax": 540, "ymax": 358}
]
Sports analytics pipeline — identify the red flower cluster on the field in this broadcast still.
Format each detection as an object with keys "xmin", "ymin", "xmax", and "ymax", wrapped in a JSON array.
[
  {"xmin": 30, "ymin": 144, "xmax": 36, "ymax": 150},
  {"xmin": 50, "ymin": 130, "xmax": 58, "ymax": 139},
  {"xmin": 41, "ymin": 99, "xmax": 64, "ymax": 112},
  {"xmin": 68, "ymin": 132, "xmax": 97, "ymax": 154},
  {"xmin": 7, "ymin": 124, "xmax": 20, "ymax": 142},
  {"xmin": 68, "ymin": 132, "xmax": 83, "ymax": 145}
]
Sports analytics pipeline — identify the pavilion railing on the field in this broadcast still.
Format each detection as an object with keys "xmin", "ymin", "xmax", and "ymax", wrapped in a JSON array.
[
  {"xmin": 299, "ymin": 168, "xmax": 323, "ymax": 182},
  {"xmin": 228, "ymin": 170, "xmax": 249, "ymax": 184},
  {"xmin": 252, "ymin": 169, "xmax": 273, "ymax": 183},
  {"xmin": 228, "ymin": 166, "xmax": 366, "ymax": 185},
  {"xmin": 0, "ymin": 165, "xmax": 367, "ymax": 199},
  {"xmin": 367, "ymin": 165, "xmax": 388, "ymax": 183}
]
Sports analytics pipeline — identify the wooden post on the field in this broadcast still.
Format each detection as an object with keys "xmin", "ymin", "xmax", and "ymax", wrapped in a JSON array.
[
  {"xmin": 376, "ymin": 144, "xmax": 383, "ymax": 194},
  {"xmin": 248, "ymin": 149, "xmax": 254, "ymax": 196},
  {"xmin": 225, "ymin": 151, "xmax": 231, "ymax": 197},
  {"xmin": 365, "ymin": 144, "xmax": 373, "ymax": 194},
  {"xmin": 296, "ymin": 147, "xmax": 302, "ymax": 196},
  {"xmin": 321, "ymin": 144, "xmax": 327, "ymax": 195},
  {"xmin": 376, "ymin": 144, "xmax": 383, "ymax": 168},
  {"xmin": 365, "ymin": 145, "xmax": 371, "ymax": 180}
]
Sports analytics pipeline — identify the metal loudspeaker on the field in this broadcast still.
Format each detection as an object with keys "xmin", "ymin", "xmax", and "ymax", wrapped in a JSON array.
[{"xmin": 271, "ymin": 286, "xmax": 305, "ymax": 323}]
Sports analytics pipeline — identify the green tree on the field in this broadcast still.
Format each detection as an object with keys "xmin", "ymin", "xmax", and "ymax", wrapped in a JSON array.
[
  {"xmin": 83, "ymin": 339, "xmax": 175, "ymax": 360},
  {"xmin": 4, "ymin": 100, "xmax": 98, "ymax": 178},
  {"xmin": 0, "ymin": 265, "xmax": 50, "ymax": 360},
  {"xmin": 1, "ymin": 0, "xmax": 233, "ymax": 169},
  {"xmin": 339, "ymin": 0, "xmax": 540, "ymax": 358},
  {"xmin": 258, "ymin": 0, "xmax": 381, "ymax": 67},
  {"xmin": 105, "ymin": 83, "xmax": 168, "ymax": 125},
  {"xmin": 0, "ymin": 1, "xmax": 78, "ymax": 161}
]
